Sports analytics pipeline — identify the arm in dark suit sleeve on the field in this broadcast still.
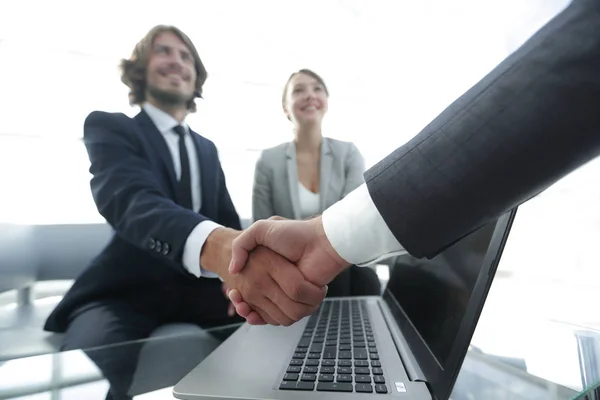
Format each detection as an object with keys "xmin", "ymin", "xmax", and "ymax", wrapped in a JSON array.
[
  {"xmin": 341, "ymin": 143, "xmax": 366, "ymax": 197},
  {"xmin": 365, "ymin": 0, "xmax": 600, "ymax": 259},
  {"xmin": 252, "ymin": 154, "xmax": 275, "ymax": 221},
  {"xmin": 84, "ymin": 111, "xmax": 206, "ymax": 265}
]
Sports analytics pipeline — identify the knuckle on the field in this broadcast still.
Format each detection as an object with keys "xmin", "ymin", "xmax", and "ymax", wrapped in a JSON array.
[
  {"xmin": 289, "ymin": 307, "xmax": 305, "ymax": 322},
  {"xmin": 253, "ymin": 220, "xmax": 267, "ymax": 234},
  {"xmin": 317, "ymin": 290, "xmax": 326, "ymax": 302},
  {"xmin": 286, "ymin": 282, "xmax": 304, "ymax": 301},
  {"xmin": 282, "ymin": 319, "xmax": 294, "ymax": 327}
]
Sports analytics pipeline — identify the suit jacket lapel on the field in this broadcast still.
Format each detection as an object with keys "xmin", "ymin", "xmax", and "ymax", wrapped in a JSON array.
[
  {"xmin": 319, "ymin": 138, "xmax": 333, "ymax": 211},
  {"xmin": 286, "ymin": 142, "xmax": 302, "ymax": 220},
  {"xmin": 134, "ymin": 110, "xmax": 178, "ymax": 195}
]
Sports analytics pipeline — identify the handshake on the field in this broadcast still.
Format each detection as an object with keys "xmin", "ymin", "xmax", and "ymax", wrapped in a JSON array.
[{"xmin": 203, "ymin": 216, "xmax": 350, "ymax": 326}]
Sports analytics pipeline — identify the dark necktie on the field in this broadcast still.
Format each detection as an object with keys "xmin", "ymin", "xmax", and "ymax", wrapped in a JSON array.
[{"xmin": 173, "ymin": 125, "xmax": 193, "ymax": 210}]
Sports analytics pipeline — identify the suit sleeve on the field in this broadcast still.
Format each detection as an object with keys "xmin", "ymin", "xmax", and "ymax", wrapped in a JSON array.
[
  {"xmin": 182, "ymin": 143, "xmax": 240, "ymax": 278},
  {"xmin": 252, "ymin": 154, "xmax": 275, "ymax": 222},
  {"xmin": 84, "ymin": 111, "xmax": 207, "ymax": 266},
  {"xmin": 365, "ymin": 0, "xmax": 600, "ymax": 259},
  {"xmin": 341, "ymin": 143, "xmax": 366, "ymax": 197}
]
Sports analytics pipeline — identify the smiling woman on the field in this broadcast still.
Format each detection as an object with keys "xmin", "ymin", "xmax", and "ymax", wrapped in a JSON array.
[{"xmin": 250, "ymin": 69, "xmax": 381, "ymax": 298}]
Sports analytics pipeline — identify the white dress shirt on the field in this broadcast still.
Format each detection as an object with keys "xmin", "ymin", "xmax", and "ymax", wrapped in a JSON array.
[
  {"xmin": 143, "ymin": 103, "xmax": 221, "ymax": 278},
  {"xmin": 322, "ymin": 183, "xmax": 408, "ymax": 266}
]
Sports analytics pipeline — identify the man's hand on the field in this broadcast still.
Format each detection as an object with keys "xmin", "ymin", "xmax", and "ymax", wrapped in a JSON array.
[
  {"xmin": 221, "ymin": 283, "xmax": 235, "ymax": 317},
  {"xmin": 227, "ymin": 216, "xmax": 351, "ymax": 324},
  {"xmin": 201, "ymin": 227, "xmax": 327, "ymax": 326}
]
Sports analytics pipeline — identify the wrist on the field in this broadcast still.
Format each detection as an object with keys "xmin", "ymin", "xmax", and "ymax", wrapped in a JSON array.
[
  {"xmin": 311, "ymin": 216, "xmax": 351, "ymax": 273},
  {"xmin": 200, "ymin": 227, "xmax": 239, "ymax": 277}
]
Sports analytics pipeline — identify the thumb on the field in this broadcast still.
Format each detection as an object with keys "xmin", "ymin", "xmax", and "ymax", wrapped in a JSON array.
[{"xmin": 228, "ymin": 221, "xmax": 268, "ymax": 274}]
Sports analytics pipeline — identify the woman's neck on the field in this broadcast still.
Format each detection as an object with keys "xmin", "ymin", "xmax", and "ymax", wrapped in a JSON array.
[{"xmin": 294, "ymin": 126, "xmax": 322, "ymax": 154}]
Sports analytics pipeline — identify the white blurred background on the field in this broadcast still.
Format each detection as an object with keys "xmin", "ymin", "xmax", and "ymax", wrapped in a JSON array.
[{"xmin": 0, "ymin": 0, "xmax": 574, "ymax": 221}]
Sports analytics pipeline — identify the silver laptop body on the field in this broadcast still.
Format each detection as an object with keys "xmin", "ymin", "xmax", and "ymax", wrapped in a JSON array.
[{"xmin": 174, "ymin": 210, "xmax": 516, "ymax": 400}]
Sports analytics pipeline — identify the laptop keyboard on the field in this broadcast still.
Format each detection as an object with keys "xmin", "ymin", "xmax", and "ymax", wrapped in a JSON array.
[{"xmin": 279, "ymin": 299, "xmax": 388, "ymax": 394}]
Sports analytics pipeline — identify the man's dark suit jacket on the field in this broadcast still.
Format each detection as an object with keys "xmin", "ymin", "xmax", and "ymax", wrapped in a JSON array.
[
  {"xmin": 366, "ymin": 0, "xmax": 600, "ymax": 259},
  {"xmin": 44, "ymin": 110, "xmax": 241, "ymax": 332}
]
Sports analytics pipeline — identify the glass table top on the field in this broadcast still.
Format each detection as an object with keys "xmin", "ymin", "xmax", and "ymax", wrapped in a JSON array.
[{"xmin": 0, "ymin": 319, "xmax": 598, "ymax": 400}]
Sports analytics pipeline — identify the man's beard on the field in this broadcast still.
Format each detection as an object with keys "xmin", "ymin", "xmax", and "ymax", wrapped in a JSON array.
[{"xmin": 147, "ymin": 84, "xmax": 192, "ymax": 107}]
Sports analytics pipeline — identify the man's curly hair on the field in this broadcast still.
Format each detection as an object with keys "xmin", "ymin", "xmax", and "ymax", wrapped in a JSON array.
[{"xmin": 120, "ymin": 25, "xmax": 207, "ymax": 112}]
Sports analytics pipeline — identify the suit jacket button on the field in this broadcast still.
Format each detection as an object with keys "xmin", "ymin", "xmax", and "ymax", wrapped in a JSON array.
[
  {"xmin": 148, "ymin": 238, "xmax": 156, "ymax": 250},
  {"xmin": 155, "ymin": 241, "xmax": 162, "ymax": 253},
  {"xmin": 162, "ymin": 243, "xmax": 170, "ymax": 255}
]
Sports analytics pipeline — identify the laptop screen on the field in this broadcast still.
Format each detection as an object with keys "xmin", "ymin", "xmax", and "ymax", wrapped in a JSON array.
[{"xmin": 384, "ymin": 218, "xmax": 499, "ymax": 365}]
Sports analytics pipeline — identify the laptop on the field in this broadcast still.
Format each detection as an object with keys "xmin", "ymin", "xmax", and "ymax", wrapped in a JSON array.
[{"xmin": 174, "ymin": 209, "xmax": 517, "ymax": 400}]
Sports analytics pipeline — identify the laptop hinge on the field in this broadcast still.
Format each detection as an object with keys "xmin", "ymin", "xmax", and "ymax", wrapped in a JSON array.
[{"xmin": 379, "ymin": 301, "xmax": 428, "ymax": 383}]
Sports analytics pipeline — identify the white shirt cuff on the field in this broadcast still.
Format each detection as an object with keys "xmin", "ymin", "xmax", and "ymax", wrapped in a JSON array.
[
  {"xmin": 322, "ymin": 183, "xmax": 407, "ymax": 266},
  {"xmin": 183, "ymin": 220, "xmax": 223, "ymax": 278}
]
